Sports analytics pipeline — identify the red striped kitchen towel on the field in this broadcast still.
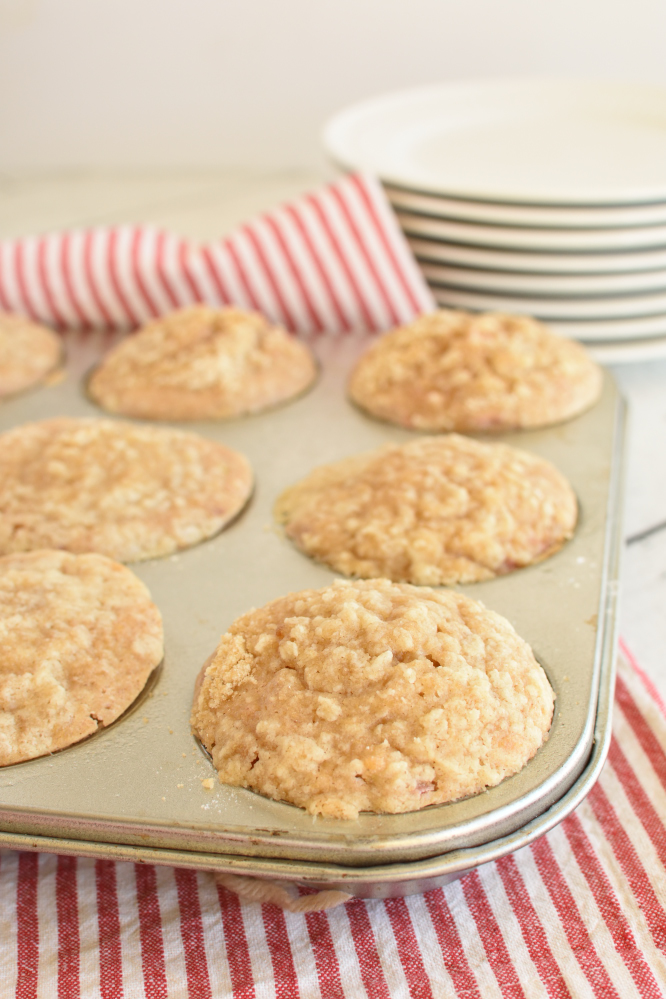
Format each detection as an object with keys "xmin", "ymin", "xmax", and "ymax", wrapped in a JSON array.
[
  {"xmin": 0, "ymin": 172, "xmax": 435, "ymax": 336},
  {"xmin": 1, "ymin": 643, "xmax": 665, "ymax": 998}
]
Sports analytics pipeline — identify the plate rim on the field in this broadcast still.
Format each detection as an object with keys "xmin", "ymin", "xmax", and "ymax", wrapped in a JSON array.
[
  {"xmin": 430, "ymin": 288, "xmax": 666, "ymax": 338},
  {"xmin": 418, "ymin": 260, "xmax": 666, "ymax": 296},
  {"xmin": 408, "ymin": 237, "xmax": 666, "ymax": 275},
  {"xmin": 324, "ymin": 78, "xmax": 666, "ymax": 205},
  {"xmin": 385, "ymin": 184, "xmax": 666, "ymax": 230},
  {"xmin": 396, "ymin": 210, "xmax": 666, "ymax": 253}
]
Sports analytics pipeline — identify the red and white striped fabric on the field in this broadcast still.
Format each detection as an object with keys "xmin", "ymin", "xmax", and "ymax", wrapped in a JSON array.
[
  {"xmin": 0, "ymin": 173, "xmax": 435, "ymax": 337},
  {"xmin": 1, "ymin": 645, "xmax": 665, "ymax": 998}
]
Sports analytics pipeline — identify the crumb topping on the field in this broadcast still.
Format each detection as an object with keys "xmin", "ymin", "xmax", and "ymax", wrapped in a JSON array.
[
  {"xmin": 275, "ymin": 435, "xmax": 577, "ymax": 584},
  {"xmin": 348, "ymin": 309, "xmax": 603, "ymax": 431},
  {"xmin": 0, "ymin": 550, "xmax": 163, "ymax": 765},
  {"xmin": 191, "ymin": 578, "xmax": 554, "ymax": 819},
  {"xmin": 0, "ymin": 417, "xmax": 253, "ymax": 561},
  {"xmin": 0, "ymin": 313, "xmax": 62, "ymax": 398},
  {"xmin": 88, "ymin": 306, "xmax": 317, "ymax": 419}
]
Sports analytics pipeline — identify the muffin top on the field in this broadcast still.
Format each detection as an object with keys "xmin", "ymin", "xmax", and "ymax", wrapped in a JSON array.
[
  {"xmin": 0, "ymin": 550, "xmax": 163, "ymax": 765},
  {"xmin": 191, "ymin": 578, "xmax": 554, "ymax": 819},
  {"xmin": 275, "ymin": 434, "xmax": 577, "ymax": 585},
  {"xmin": 87, "ymin": 305, "xmax": 317, "ymax": 420},
  {"xmin": 0, "ymin": 417, "xmax": 253, "ymax": 562},
  {"xmin": 348, "ymin": 309, "xmax": 602, "ymax": 431},
  {"xmin": 0, "ymin": 312, "xmax": 62, "ymax": 399}
]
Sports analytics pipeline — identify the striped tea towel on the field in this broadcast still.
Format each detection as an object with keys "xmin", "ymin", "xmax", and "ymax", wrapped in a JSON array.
[{"xmin": 0, "ymin": 173, "xmax": 435, "ymax": 337}]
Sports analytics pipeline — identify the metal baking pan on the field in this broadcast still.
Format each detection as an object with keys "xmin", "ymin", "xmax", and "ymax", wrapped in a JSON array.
[
  {"xmin": 0, "ymin": 332, "xmax": 626, "ymax": 870},
  {"xmin": 0, "ymin": 555, "xmax": 619, "ymax": 899}
]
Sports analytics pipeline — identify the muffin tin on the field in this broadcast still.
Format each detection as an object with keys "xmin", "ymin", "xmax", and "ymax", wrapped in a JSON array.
[{"xmin": 0, "ymin": 331, "xmax": 625, "ymax": 896}]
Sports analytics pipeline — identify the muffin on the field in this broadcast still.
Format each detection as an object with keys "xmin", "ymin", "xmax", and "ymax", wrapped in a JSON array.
[
  {"xmin": 0, "ymin": 417, "xmax": 253, "ymax": 561},
  {"xmin": 0, "ymin": 312, "xmax": 62, "ymax": 399},
  {"xmin": 87, "ymin": 305, "xmax": 317, "ymax": 420},
  {"xmin": 191, "ymin": 578, "xmax": 554, "ymax": 819},
  {"xmin": 275, "ymin": 435, "xmax": 577, "ymax": 585},
  {"xmin": 0, "ymin": 550, "xmax": 164, "ymax": 765},
  {"xmin": 348, "ymin": 309, "xmax": 602, "ymax": 431}
]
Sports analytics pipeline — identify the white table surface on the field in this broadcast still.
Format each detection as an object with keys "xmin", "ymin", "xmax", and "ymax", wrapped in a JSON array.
[{"xmin": 1, "ymin": 170, "xmax": 664, "ymax": 700}]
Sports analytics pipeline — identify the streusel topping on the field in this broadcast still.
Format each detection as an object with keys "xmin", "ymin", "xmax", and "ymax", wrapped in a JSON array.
[
  {"xmin": 0, "ymin": 313, "xmax": 62, "ymax": 398},
  {"xmin": 0, "ymin": 550, "xmax": 163, "ymax": 765},
  {"xmin": 0, "ymin": 417, "xmax": 252, "ymax": 561},
  {"xmin": 275, "ymin": 435, "xmax": 577, "ymax": 584},
  {"xmin": 191, "ymin": 578, "xmax": 554, "ymax": 819},
  {"xmin": 88, "ymin": 306, "xmax": 317, "ymax": 420},
  {"xmin": 348, "ymin": 309, "xmax": 602, "ymax": 431}
]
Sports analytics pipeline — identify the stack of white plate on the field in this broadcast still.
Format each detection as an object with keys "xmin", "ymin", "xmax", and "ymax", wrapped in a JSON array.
[{"xmin": 323, "ymin": 79, "xmax": 666, "ymax": 363}]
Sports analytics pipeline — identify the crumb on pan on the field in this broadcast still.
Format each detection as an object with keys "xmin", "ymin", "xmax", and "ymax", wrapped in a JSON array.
[
  {"xmin": 0, "ymin": 549, "xmax": 164, "ymax": 766},
  {"xmin": 191, "ymin": 578, "xmax": 554, "ymax": 819},
  {"xmin": 275, "ymin": 434, "xmax": 577, "ymax": 585},
  {"xmin": 87, "ymin": 305, "xmax": 317, "ymax": 420},
  {"xmin": 348, "ymin": 309, "xmax": 603, "ymax": 432}
]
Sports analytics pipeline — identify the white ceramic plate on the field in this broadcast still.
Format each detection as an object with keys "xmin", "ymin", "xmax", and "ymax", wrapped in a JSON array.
[
  {"xmin": 419, "ymin": 261, "xmax": 666, "ymax": 297},
  {"xmin": 396, "ymin": 211, "xmax": 666, "ymax": 253},
  {"xmin": 588, "ymin": 335, "xmax": 666, "ymax": 364},
  {"xmin": 324, "ymin": 79, "xmax": 666, "ymax": 205},
  {"xmin": 385, "ymin": 185, "xmax": 666, "ymax": 230},
  {"xmin": 431, "ymin": 287, "xmax": 666, "ymax": 341},
  {"xmin": 409, "ymin": 237, "xmax": 666, "ymax": 275}
]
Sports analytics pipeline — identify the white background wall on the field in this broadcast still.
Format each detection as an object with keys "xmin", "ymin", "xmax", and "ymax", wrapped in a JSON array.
[{"xmin": 1, "ymin": 0, "xmax": 665, "ymax": 170}]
